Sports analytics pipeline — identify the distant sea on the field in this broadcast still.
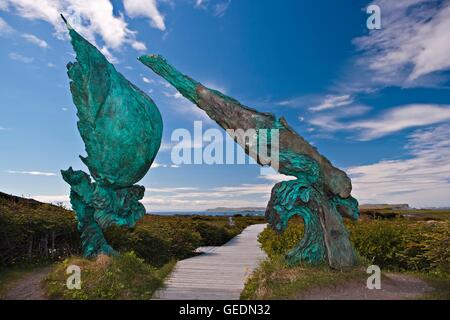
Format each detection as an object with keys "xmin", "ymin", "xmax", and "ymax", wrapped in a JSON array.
[{"xmin": 148, "ymin": 210, "xmax": 265, "ymax": 217}]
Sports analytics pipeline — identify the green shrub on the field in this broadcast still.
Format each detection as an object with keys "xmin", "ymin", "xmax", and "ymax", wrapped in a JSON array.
[
  {"xmin": 258, "ymin": 217, "xmax": 303, "ymax": 260},
  {"xmin": 0, "ymin": 196, "xmax": 79, "ymax": 266},
  {"xmin": 258, "ymin": 218, "xmax": 450, "ymax": 276},
  {"xmin": 44, "ymin": 252, "xmax": 175, "ymax": 300},
  {"xmin": 195, "ymin": 222, "xmax": 232, "ymax": 246},
  {"xmin": 348, "ymin": 220, "xmax": 450, "ymax": 275}
]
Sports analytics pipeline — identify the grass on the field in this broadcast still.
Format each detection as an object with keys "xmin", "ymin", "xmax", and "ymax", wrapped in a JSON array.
[
  {"xmin": 44, "ymin": 252, "xmax": 176, "ymax": 300},
  {"xmin": 241, "ymin": 257, "xmax": 367, "ymax": 300}
]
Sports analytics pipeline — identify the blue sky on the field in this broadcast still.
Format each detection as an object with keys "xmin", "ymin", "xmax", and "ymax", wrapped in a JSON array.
[{"xmin": 0, "ymin": 0, "xmax": 449, "ymax": 210}]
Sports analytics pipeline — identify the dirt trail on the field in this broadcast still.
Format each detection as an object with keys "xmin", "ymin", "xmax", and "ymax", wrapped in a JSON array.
[
  {"xmin": 2, "ymin": 267, "xmax": 52, "ymax": 300},
  {"xmin": 297, "ymin": 273, "xmax": 433, "ymax": 300}
]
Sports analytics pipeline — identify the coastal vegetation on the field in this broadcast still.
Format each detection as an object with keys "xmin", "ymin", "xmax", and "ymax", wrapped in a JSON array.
[
  {"xmin": 2, "ymin": 191, "xmax": 450, "ymax": 299},
  {"xmin": 242, "ymin": 213, "xmax": 450, "ymax": 299},
  {"xmin": 0, "ymin": 192, "xmax": 264, "ymax": 299},
  {"xmin": 0, "ymin": 192, "xmax": 263, "ymax": 268}
]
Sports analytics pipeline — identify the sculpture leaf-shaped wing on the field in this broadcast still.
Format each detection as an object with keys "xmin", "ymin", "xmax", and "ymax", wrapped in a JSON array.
[{"xmin": 66, "ymin": 19, "xmax": 162, "ymax": 187}]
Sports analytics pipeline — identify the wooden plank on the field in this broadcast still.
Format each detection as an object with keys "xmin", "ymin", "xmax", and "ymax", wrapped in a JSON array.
[{"xmin": 153, "ymin": 224, "xmax": 267, "ymax": 300}]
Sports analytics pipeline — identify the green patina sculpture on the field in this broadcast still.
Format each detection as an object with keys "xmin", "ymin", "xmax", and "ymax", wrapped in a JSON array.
[
  {"xmin": 61, "ymin": 18, "xmax": 163, "ymax": 257},
  {"xmin": 139, "ymin": 55, "xmax": 359, "ymax": 268}
]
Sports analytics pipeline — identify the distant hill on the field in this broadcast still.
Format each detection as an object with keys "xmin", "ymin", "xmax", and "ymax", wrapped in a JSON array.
[{"xmin": 206, "ymin": 207, "xmax": 266, "ymax": 213}]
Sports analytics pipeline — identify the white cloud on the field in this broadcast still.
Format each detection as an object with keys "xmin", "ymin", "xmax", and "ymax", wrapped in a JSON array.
[
  {"xmin": 309, "ymin": 103, "xmax": 450, "ymax": 140},
  {"xmin": 123, "ymin": 0, "xmax": 166, "ymax": 31},
  {"xmin": 151, "ymin": 162, "xmax": 168, "ymax": 168},
  {"xmin": 21, "ymin": 33, "xmax": 48, "ymax": 48},
  {"xmin": 348, "ymin": 124, "xmax": 450, "ymax": 208},
  {"xmin": 142, "ymin": 76, "xmax": 154, "ymax": 84},
  {"xmin": 32, "ymin": 194, "xmax": 70, "ymax": 205},
  {"xmin": 259, "ymin": 173, "xmax": 296, "ymax": 183},
  {"xmin": 308, "ymin": 104, "xmax": 371, "ymax": 132},
  {"xmin": 6, "ymin": 170, "xmax": 56, "ymax": 176},
  {"xmin": 349, "ymin": 104, "xmax": 450, "ymax": 140},
  {"xmin": 9, "ymin": 52, "xmax": 33, "ymax": 63},
  {"xmin": 0, "ymin": 16, "xmax": 15, "ymax": 36},
  {"xmin": 194, "ymin": 0, "xmax": 206, "ymax": 9},
  {"xmin": 142, "ymin": 182, "xmax": 271, "ymax": 211},
  {"xmin": 0, "ymin": 0, "xmax": 150, "ymax": 57},
  {"xmin": 99, "ymin": 46, "xmax": 117, "ymax": 63},
  {"xmin": 30, "ymin": 183, "xmax": 272, "ymax": 212},
  {"xmin": 193, "ymin": 0, "xmax": 231, "ymax": 17},
  {"xmin": 354, "ymin": 0, "xmax": 450, "ymax": 85},
  {"xmin": 131, "ymin": 40, "xmax": 147, "ymax": 51},
  {"xmin": 213, "ymin": 0, "xmax": 230, "ymax": 17},
  {"xmin": 0, "ymin": 1, "xmax": 9, "ymax": 10},
  {"xmin": 47, "ymin": 62, "xmax": 55, "ymax": 67},
  {"xmin": 309, "ymin": 94, "xmax": 353, "ymax": 112},
  {"xmin": 146, "ymin": 187, "xmax": 199, "ymax": 193}
]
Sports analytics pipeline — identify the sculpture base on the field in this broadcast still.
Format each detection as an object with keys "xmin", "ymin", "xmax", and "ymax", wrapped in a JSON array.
[
  {"xmin": 61, "ymin": 168, "xmax": 146, "ymax": 258},
  {"xmin": 266, "ymin": 180, "xmax": 359, "ymax": 269}
]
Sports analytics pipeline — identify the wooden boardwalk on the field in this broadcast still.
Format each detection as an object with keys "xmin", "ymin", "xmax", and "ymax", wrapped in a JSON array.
[{"xmin": 153, "ymin": 224, "xmax": 267, "ymax": 300}]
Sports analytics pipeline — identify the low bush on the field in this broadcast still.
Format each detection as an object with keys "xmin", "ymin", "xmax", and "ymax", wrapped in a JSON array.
[
  {"xmin": 348, "ymin": 220, "xmax": 450, "ymax": 275},
  {"xmin": 195, "ymin": 222, "xmax": 235, "ymax": 246},
  {"xmin": 0, "ymin": 194, "xmax": 79, "ymax": 266},
  {"xmin": 0, "ymin": 192, "xmax": 264, "ymax": 267},
  {"xmin": 44, "ymin": 252, "xmax": 175, "ymax": 300},
  {"xmin": 258, "ymin": 218, "xmax": 450, "ymax": 276}
]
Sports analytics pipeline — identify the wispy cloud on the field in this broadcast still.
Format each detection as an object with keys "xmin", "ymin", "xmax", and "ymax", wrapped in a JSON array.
[
  {"xmin": 353, "ymin": 0, "xmax": 450, "ymax": 87},
  {"xmin": 142, "ymin": 182, "xmax": 271, "ymax": 211},
  {"xmin": 348, "ymin": 104, "xmax": 450, "ymax": 140},
  {"xmin": 9, "ymin": 52, "xmax": 33, "ymax": 63},
  {"xmin": 6, "ymin": 170, "xmax": 56, "ymax": 176},
  {"xmin": 21, "ymin": 33, "xmax": 48, "ymax": 48},
  {"xmin": 213, "ymin": 0, "xmax": 231, "ymax": 17},
  {"xmin": 32, "ymin": 194, "xmax": 70, "ymax": 204},
  {"xmin": 193, "ymin": 0, "xmax": 231, "ymax": 17},
  {"xmin": 308, "ymin": 104, "xmax": 371, "ymax": 132},
  {"xmin": 309, "ymin": 94, "xmax": 354, "ymax": 112},
  {"xmin": 0, "ymin": 16, "xmax": 15, "ymax": 36},
  {"xmin": 194, "ymin": 0, "xmax": 207, "ymax": 9},
  {"xmin": 146, "ymin": 187, "xmax": 199, "ymax": 193},
  {"xmin": 348, "ymin": 124, "xmax": 450, "ymax": 208},
  {"xmin": 310, "ymin": 103, "xmax": 450, "ymax": 140},
  {"xmin": 142, "ymin": 76, "xmax": 155, "ymax": 84},
  {"xmin": 130, "ymin": 40, "xmax": 147, "ymax": 52},
  {"xmin": 123, "ymin": 0, "xmax": 166, "ymax": 31}
]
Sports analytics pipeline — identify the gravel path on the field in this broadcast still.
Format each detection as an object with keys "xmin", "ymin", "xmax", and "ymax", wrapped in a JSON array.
[
  {"xmin": 297, "ymin": 273, "xmax": 434, "ymax": 300},
  {"xmin": 2, "ymin": 267, "xmax": 52, "ymax": 300}
]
